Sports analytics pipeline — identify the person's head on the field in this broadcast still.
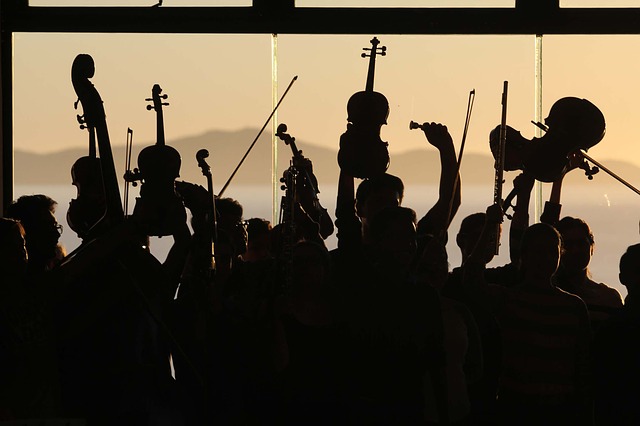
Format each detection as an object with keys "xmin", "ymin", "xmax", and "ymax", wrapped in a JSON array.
[
  {"xmin": 456, "ymin": 212, "xmax": 500, "ymax": 265},
  {"xmin": 555, "ymin": 216, "xmax": 594, "ymax": 274},
  {"xmin": 369, "ymin": 205, "xmax": 417, "ymax": 275},
  {"xmin": 6, "ymin": 194, "xmax": 61, "ymax": 269},
  {"xmin": 355, "ymin": 173, "xmax": 404, "ymax": 223},
  {"xmin": 520, "ymin": 223, "xmax": 563, "ymax": 282},
  {"xmin": 619, "ymin": 243, "xmax": 640, "ymax": 296},
  {"xmin": 0, "ymin": 218, "xmax": 28, "ymax": 279},
  {"xmin": 216, "ymin": 197, "xmax": 247, "ymax": 256},
  {"xmin": 242, "ymin": 217, "xmax": 272, "ymax": 262}
]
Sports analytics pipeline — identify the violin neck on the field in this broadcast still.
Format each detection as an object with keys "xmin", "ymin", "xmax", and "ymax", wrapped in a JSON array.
[
  {"xmin": 288, "ymin": 139, "xmax": 301, "ymax": 158},
  {"xmin": 156, "ymin": 109, "xmax": 165, "ymax": 147},
  {"xmin": 365, "ymin": 52, "xmax": 376, "ymax": 92}
]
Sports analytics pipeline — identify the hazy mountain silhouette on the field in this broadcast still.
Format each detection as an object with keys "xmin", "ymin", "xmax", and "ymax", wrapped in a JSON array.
[{"xmin": 15, "ymin": 128, "xmax": 640, "ymax": 191}]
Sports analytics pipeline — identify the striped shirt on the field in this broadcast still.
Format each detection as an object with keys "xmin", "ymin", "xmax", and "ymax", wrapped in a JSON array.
[{"xmin": 492, "ymin": 284, "xmax": 591, "ymax": 406}]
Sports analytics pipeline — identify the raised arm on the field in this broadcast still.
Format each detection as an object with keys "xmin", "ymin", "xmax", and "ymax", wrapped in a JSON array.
[
  {"xmin": 508, "ymin": 173, "xmax": 535, "ymax": 265},
  {"xmin": 335, "ymin": 169, "xmax": 362, "ymax": 252},
  {"xmin": 416, "ymin": 122, "xmax": 461, "ymax": 243}
]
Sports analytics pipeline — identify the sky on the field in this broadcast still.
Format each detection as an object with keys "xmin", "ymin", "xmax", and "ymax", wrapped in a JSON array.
[{"xmin": 12, "ymin": 31, "xmax": 640, "ymax": 174}]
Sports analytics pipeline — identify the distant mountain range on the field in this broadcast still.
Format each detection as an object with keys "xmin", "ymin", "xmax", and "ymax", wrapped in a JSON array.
[{"xmin": 14, "ymin": 128, "xmax": 640, "ymax": 190}]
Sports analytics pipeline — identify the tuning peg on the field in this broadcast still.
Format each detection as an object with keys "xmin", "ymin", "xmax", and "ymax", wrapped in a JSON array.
[
  {"xmin": 161, "ymin": 94, "xmax": 168, "ymax": 100},
  {"xmin": 162, "ymin": 102, "xmax": 169, "ymax": 107}
]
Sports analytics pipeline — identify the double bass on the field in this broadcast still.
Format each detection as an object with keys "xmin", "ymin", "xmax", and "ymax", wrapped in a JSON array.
[
  {"xmin": 67, "ymin": 104, "xmax": 105, "ymax": 240},
  {"xmin": 129, "ymin": 84, "xmax": 186, "ymax": 237},
  {"xmin": 338, "ymin": 37, "xmax": 390, "ymax": 179},
  {"xmin": 69, "ymin": 54, "xmax": 125, "ymax": 238}
]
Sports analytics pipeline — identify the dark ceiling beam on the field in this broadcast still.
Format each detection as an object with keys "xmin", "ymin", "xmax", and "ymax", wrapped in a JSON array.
[{"xmin": 4, "ymin": 3, "xmax": 640, "ymax": 35}]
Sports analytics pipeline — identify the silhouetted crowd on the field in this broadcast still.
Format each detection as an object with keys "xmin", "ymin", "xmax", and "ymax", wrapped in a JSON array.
[{"xmin": 1, "ymin": 120, "xmax": 639, "ymax": 426}]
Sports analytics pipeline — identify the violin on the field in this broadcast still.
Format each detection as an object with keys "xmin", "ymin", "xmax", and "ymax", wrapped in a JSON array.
[
  {"xmin": 67, "ymin": 111, "xmax": 105, "ymax": 240},
  {"xmin": 490, "ymin": 96, "xmax": 605, "ymax": 183},
  {"xmin": 70, "ymin": 54, "xmax": 124, "ymax": 238},
  {"xmin": 338, "ymin": 37, "xmax": 390, "ymax": 179},
  {"xmin": 130, "ymin": 84, "xmax": 186, "ymax": 237},
  {"xmin": 276, "ymin": 123, "xmax": 321, "ymax": 206}
]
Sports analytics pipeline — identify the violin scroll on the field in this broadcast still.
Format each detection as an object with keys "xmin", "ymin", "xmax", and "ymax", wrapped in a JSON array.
[{"xmin": 196, "ymin": 149, "xmax": 211, "ymax": 176}]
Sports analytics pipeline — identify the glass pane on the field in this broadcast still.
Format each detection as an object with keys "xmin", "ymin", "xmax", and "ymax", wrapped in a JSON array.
[
  {"xmin": 540, "ymin": 34, "xmax": 640, "ymax": 298},
  {"xmin": 276, "ymin": 34, "xmax": 533, "ymax": 265},
  {"xmin": 28, "ymin": 0, "xmax": 251, "ymax": 6},
  {"xmin": 561, "ymin": 0, "xmax": 640, "ymax": 7},
  {"xmin": 13, "ymin": 33, "xmax": 271, "ymax": 260},
  {"xmin": 296, "ymin": 0, "xmax": 515, "ymax": 7}
]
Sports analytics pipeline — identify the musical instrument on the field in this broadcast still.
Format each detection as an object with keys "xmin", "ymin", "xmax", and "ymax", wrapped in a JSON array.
[
  {"xmin": 278, "ymin": 155, "xmax": 298, "ymax": 294},
  {"xmin": 492, "ymin": 96, "xmax": 605, "ymax": 219},
  {"xmin": 196, "ymin": 149, "xmax": 218, "ymax": 272},
  {"xmin": 67, "ymin": 106, "xmax": 105, "ymax": 240},
  {"xmin": 218, "ymin": 75, "xmax": 298, "ymax": 197},
  {"xmin": 123, "ymin": 128, "xmax": 134, "ymax": 216},
  {"xmin": 409, "ymin": 88, "xmax": 475, "ymax": 233},
  {"xmin": 338, "ymin": 37, "xmax": 390, "ymax": 179},
  {"xmin": 493, "ymin": 81, "xmax": 509, "ymax": 254},
  {"xmin": 128, "ymin": 84, "xmax": 186, "ymax": 237},
  {"xmin": 276, "ymin": 123, "xmax": 321, "ymax": 205},
  {"xmin": 490, "ymin": 96, "xmax": 605, "ymax": 184},
  {"xmin": 70, "ymin": 54, "xmax": 124, "ymax": 238}
]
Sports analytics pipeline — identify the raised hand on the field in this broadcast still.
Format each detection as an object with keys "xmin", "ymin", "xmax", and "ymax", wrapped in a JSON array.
[{"xmin": 420, "ymin": 122, "xmax": 454, "ymax": 151}]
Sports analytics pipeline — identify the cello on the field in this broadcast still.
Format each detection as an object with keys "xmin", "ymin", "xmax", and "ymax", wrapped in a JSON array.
[
  {"xmin": 129, "ymin": 84, "xmax": 186, "ymax": 237},
  {"xmin": 67, "ymin": 107, "xmax": 105, "ymax": 240},
  {"xmin": 338, "ymin": 37, "xmax": 390, "ymax": 179}
]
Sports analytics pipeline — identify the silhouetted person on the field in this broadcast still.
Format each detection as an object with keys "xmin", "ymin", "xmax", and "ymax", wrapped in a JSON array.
[
  {"xmin": 539, "ymin": 157, "xmax": 623, "ymax": 330},
  {"xmin": 0, "ymin": 217, "xmax": 61, "ymax": 420},
  {"xmin": 272, "ymin": 240, "xmax": 349, "ymax": 425},
  {"xmin": 466, "ymin": 209, "xmax": 592, "ymax": 426},
  {"xmin": 593, "ymin": 243, "xmax": 640, "ymax": 425},
  {"xmin": 443, "ymin": 173, "xmax": 535, "ymax": 424},
  {"xmin": 6, "ymin": 194, "xmax": 63, "ymax": 275},
  {"xmin": 341, "ymin": 205, "xmax": 440, "ymax": 424},
  {"xmin": 554, "ymin": 217, "xmax": 623, "ymax": 330},
  {"xmin": 414, "ymin": 234, "xmax": 483, "ymax": 425},
  {"xmin": 216, "ymin": 197, "xmax": 248, "ymax": 259},
  {"xmin": 242, "ymin": 218, "xmax": 273, "ymax": 263}
]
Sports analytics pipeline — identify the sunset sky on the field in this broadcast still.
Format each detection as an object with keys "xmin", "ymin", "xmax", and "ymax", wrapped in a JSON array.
[{"xmin": 13, "ymin": 31, "xmax": 640, "ymax": 174}]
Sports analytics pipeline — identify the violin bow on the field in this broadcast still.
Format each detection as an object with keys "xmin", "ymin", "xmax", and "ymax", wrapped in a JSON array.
[
  {"xmin": 218, "ymin": 75, "xmax": 298, "ymax": 198},
  {"xmin": 446, "ymin": 89, "xmax": 475, "ymax": 231},
  {"xmin": 124, "ymin": 127, "xmax": 134, "ymax": 216}
]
